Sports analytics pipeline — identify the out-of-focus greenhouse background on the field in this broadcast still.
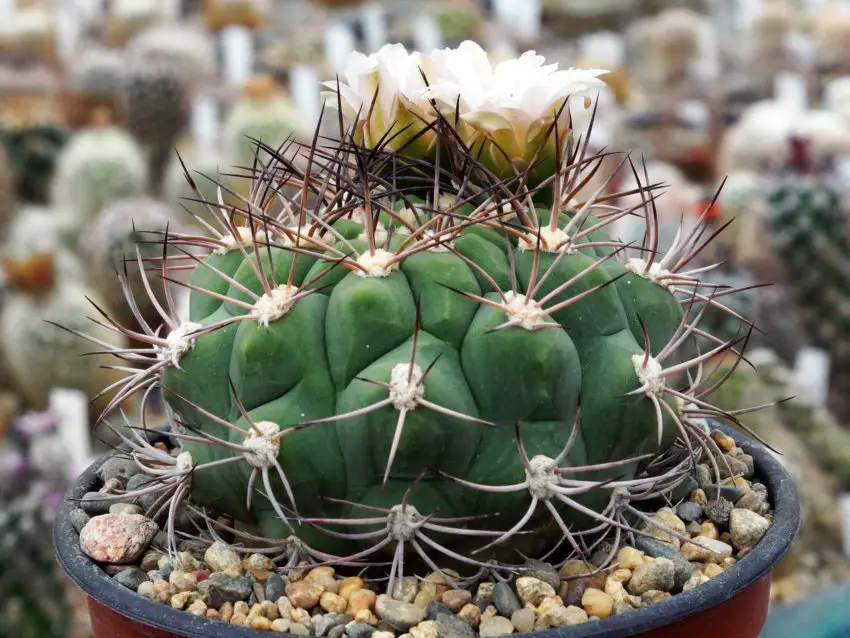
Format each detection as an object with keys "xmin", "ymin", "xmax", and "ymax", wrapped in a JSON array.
[{"xmin": 3, "ymin": 0, "xmax": 850, "ymax": 636}]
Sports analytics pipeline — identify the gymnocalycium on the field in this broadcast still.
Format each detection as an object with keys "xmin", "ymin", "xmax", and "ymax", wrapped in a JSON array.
[{"xmin": 73, "ymin": 42, "xmax": 766, "ymax": 592}]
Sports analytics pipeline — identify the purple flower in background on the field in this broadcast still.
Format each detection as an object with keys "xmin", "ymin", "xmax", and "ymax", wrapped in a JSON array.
[
  {"xmin": 0, "ymin": 448, "xmax": 27, "ymax": 477},
  {"xmin": 13, "ymin": 410, "xmax": 61, "ymax": 438}
]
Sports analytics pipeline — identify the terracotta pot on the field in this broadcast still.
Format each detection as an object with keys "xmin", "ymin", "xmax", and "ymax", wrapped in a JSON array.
[{"xmin": 55, "ymin": 424, "xmax": 800, "ymax": 638}]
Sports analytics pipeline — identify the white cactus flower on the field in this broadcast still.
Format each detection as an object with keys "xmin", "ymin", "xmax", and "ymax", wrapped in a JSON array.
[
  {"xmin": 324, "ymin": 40, "xmax": 609, "ymax": 179},
  {"xmin": 321, "ymin": 43, "xmax": 436, "ymax": 155}
]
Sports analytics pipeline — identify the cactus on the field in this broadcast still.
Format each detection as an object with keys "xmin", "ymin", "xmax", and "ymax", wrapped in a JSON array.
[
  {"xmin": 768, "ymin": 140, "xmax": 850, "ymax": 391},
  {"xmin": 64, "ymin": 46, "xmax": 126, "ymax": 128},
  {"xmin": 75, "ymin": 46, "xmax": 756, "ymax": 583},
  {"xmin": 223, "ymin": 75, "xmax": 304, "ymax": 168},
  {"xmin": 50, "ymin": 123, "xmax": 148, "ymax": 226},
  {"xmin": 204, "ymin": 0, "xmax": 267, "ymax": 31},
  {"xmin": 120, "ymin": 57, "xmax": 190, "ymax": 189},
  {"xmin": 126, "ymin": 21, "xmax": 217, "ymax": 82},
  {"xmin": 81, "ymin": 196, "xmax": 187, "ymax": 327}
]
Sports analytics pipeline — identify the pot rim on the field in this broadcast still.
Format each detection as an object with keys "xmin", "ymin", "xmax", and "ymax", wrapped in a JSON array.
[{"xmin": 54, "ymin": 423, "xmax": 801, "ymax": 638}]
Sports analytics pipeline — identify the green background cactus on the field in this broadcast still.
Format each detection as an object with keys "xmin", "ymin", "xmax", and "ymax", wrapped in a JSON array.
[{"xmin": 50, "ymin": 125, "xmax": 149, "ymax": 227}]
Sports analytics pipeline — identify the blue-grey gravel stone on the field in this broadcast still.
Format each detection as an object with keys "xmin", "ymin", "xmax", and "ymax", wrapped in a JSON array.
[
  {"xmin": 80, "ymin": 492, "xmax": 111, "ymax": 515},
  {"xmin": 436, "ymin": 613, "xmax": 475, "ymax": 638},
  {"xmin": 676, "ymin": 501, "xmax": 704, "ymax": 523},
  {"xmin": 204, "ymin": 572, "xmax": 252, "ymax": 608},
  {"xmin": 97, "ymin": 457, "xmax": 141, "ymax": 485},
  {"xmin": 314, "ymin": 614, "xmax": 348, "ymax": 637},
  {"xmin": 670, "ymin": 475, "xmax": 699, "ymax": 502},
  {"xmin": 427, "ymin": 602, "xmax": 454, "ymax": 621},
  {"xmin": 634, "ymin": 537, "xmax": 694, "ymax": 591},
  {"xmin": 265, "ymin": 572, "xmax": 285, "ymax": 602},
  {"xmin": 492, "ymin": 582, "xmax": 521, "ymax": 617},
  {"xmin": 347, "ymin": 624, "xmax": 376, "ymax": 638},
  {"xmin": 518, "ymin": 559, "xmax": 560, "ymax": 590},
  {"xmin": 329, "ymin": 625, "xmax": 347, "ymax": 638},
  {"xmin": 69, "ymin": 508, "xmax": 90, "ymax": 533},
  {"xmin": 114, "ymin": 568, "xmax": 149, "ymax": 591}
]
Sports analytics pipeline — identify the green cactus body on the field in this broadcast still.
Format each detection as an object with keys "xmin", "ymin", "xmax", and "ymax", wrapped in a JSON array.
[
  {"xmin": 50, "ymin": 125, "xmax": 148, "ymax": 225},
  {"xmin": 156, "ymin": 199, "xmax": 686, "ymax": 554}
]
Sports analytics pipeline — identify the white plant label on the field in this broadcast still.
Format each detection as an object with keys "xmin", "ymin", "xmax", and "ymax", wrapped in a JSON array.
[
  {"xmin": 325, "ymin": 22, "xmax": 356, "ymax": 76},
  {"xmin": 222, "ymin": 24, "xmax": 254, "ymax": 88},
  {"xmin": 290, "ymin": 65, "xmax": 321, "ymax": 132},
  {"xmin": 0, "ymin": 0, "xmax": 12, "ymax": 21},
  {"xmin": 359, "ymin": 2, "xmax": 387, "ymax": 54},
  {"xmin": 412, "ymin": 14, "xmax": 442, "ymax": 53},
  {"xmin": 49, "ymin": 388, "xmax": 92, "ymax": 480},
  {"xmin": 774, "ymin": 71, "xmax": 808, "ymax": 112},
  {"xmin": 76, "ymin": 0, "xmax": 105, "ymax": 22},
  {"xmin": 794, "ymin": 346, "xmax": 830, "ymax": 407},
  {"xmin": 493, "ymin": 0, "xmax": 541, "ymax": 41},
  {"xmin": 191, "ymin": 93, "xmax": 219, "ymax": 155}
]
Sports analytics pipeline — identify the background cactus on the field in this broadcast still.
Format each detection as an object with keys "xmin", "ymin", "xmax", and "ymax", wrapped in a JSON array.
[
  {"xmin": 81, "ymin": 196, "xmax": 188, "ymax": 328},
  {"xmin": 767, "ymin": 140, "xmax": 850, "ymax": 401},
  {"xmin": 0, "ymin": 144, "xmax": 17, "ymax": 232},
  {"xmin": 50, "ymin": 123, "xmax": 149, "ymax": 227},
  {"xmin": 85, "ymin": 105, "xmax": 751, "ymax": 580},
  {"xmin": 64, "ymin": 46, "xmax": 127, "ymax": 129}
]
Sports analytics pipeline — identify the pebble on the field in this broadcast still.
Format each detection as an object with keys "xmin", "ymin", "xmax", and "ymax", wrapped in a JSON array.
[
  {"xmin": 519, "ymin": 560, "xmax": 560, "ymax": 590},
  {"xmin": 271, "ymin": 619, "xmax": 291, "ymax": 633},
  {"xmin": 265, "ymin": 572, "xmax": 285, "ymax": 601},
  {"xmin": 481, "ymin": 606, "xmax": 498, "ymax": 621},
  {"xmin": 615, "ymin": 547, "xmax": 644, "ymax": 570},
  {"xmin": 641, "ymin": 590, "xmax": 672, "ymax": 605},
  {"xmin": 716, "ymin": 456, "xmax": 749, "ymax": 480},
  {"xmin": 109, "ymin": 503, "xmax": 142, "ymax": 516},
  {"xmin": 515, "ymin": 577, "xmax": 555, "ymax": 606},
  {"xmin": 633, "ymin": 537, "xmax": 694, "ymax": 591},
  {"xmin": 373, "ymin": 632, "xmax": 395, "ymax": 638},
  {"xmin": 644, "ymin": 507, "xmax": 687, "ymax": 548},
  {"xmin": 137, "ymin": 581, "xmax": 156, "ymax": 600},
  {"xmin": 510, "ymin": 608, "xmax": 535, "ymax": 633},
  {"xmin": 475, "ymin": 583, "xmax": 494, "ymax": 604},
  {"xmin": 710, "ymin": 430, "xmax": 736, "ymax": 453},
  {"xmin": 69, "ymin": 508, "xmax": 91, "ymax": 533},
  {"xmin": 414, "ymin": 590, "xmax": 435, "ymax": 608},
  {"xmin": 545, "ymin": 606, "xmax": 588, "ymax": 628},
  {"xmin": 98, "ymin": 457, "xmax": 140, "ymax": 485},
  {"xmin": 392, "ymin": 577, "xmax": 419, "ymax": 603},
  {"xmin": 681, "ymin": 537, "xmax": 733, "ymax": 563},
  {"xmin": 286, "ymin": 581, "xmax": 324, "ymax": 609},
  {"xmin": 203, "ymin": 541, "xmax": 243, "ymax": 578},
  {"xmin": 479, "ymin": 616, "xmax": 514, "ymax": 637},
  {"xmin": 202, "ymin": 572, "xmax": 252, "ymax": 608},
  {"xmin": 735, "ymin": 491, "xmax": 770, "ymax": 516},
  {"xmin": 690, "ymin": 488, "xmax": 708, "ymax": 506},
  {"xmin": 704, "ymin": 564, "xmax": 725, "ymax": 579},
  {"xmin": 329, "ymin": 625, "xmax": 347, "ymax": 638},
  {"xmin": 125, "ymin": 474, "xmax": 157, "ymax": 510},
  {"xmin": 376, "ymin": 594, "xmax": 426, "ymax": 630},
  {"xmin": 349, "ymin": 589, "xmax": 378, "ymax": 614},
  {"xmin": 339, "ymin": 576, "xmax": 365, "ymax": 600},
  {"xmin": 114, "ymin": 568, "xmax": 149, "ymax": 591},
  {"xmin": 169, "ymin": 571, "xmax": 197, "ymax": 593},
  {"xmin": 581, "ymin": 588, "xmax": 613, "ymax": 618},
  {"xmin": 314, "ymin": 613, "xmax": 348, "ymax": 636},
  {"xmin": 670, "ymin": 475, "xmax": 699, "ymax": 502},
  {"xmin": 676, "ymin": 501, "xmax": 704, "ymax": 523},
  {"xmin": 80, "ymin": 492, "xmax": 113, "ymax": 515},
  {"xmin": 492, "ymin": 582, "xmax": 521, "ymax": 617},
  {"xmin": 682, "ymin": 572, "xmax": 710, "ymax": 592},
  {"xmin": 243, "ymin": 553, "xmax": 275, "ymax": 581},
  {"xmin": 411, "ymin": 620, "xmax": 439, "ymax": 638},
  {"xmin": 321, "ymin": 592, "xmax": 348, "ymax": 614},
  {"xmin": 290, "ymin": 608, "xmax": 311, "ymax": 626},
  {"xmin": 354, "ymin": 609, "xmax": 380, "ymax": 626},
  {"xmin": 290, "ymin": 623, "xmax": 311, "ymax": 635},
  {"xmin": 79, "ymin": 514, "xmax": 158, "ymax": 564},
  {"xmin": 442, "ymin": 590, "xmax": 472, "ymax": 613},
  {"xmin": 458, "ymin": 603, "xmax": 481, "ymax": 628},
  {"xmin": 705, "ymin": 499, "xmax": 733, "ymax": 526},
  {"xmin": 435, "ymin": 613, "xmax": 475, "ymax": 638},
  {"xmin": 627, "ymin": 558, "xmax": 675, "ymax": 595},
  {"xmin": 729, "ymin": 509, "xmax": 770, "ymax": 551},
  {"xmin": 348, "ymin": 623, "xmax": 377, "ymax": 638},
  {"xmin": 700, "ymin": 521, "xmax": 719, "ymax": 540},
  {"xmin": 426, "ymin": 601, "xmax": 453, "ymax": 621},
  {"xmin": 187, "ymin": 599, "xmax": 207, "ymax": 616},
  {"xmin": 705, "ymin": 486, "xmax": 742, "ymax": 503}
]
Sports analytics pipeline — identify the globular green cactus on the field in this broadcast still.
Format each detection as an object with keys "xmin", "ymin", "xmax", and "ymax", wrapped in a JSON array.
[
  {"xmin": 50, "ymin": 124, "xmax": 149, "ymax": 226},
  {"xmin": 222, "ymin": 75, "xmax": 304, "ymax": 173},
  {"xmin": 75, "ymin": 46, "xmax": 756, "ymax": 585},
  {"xmin": 81, "ymin": 196, "xmax": 187, "ymax": 327},
  {"xmin": 768, "ymin": 143, "xmax": 850, "ymax": 387},
  {"xmin": 78, "ymin": 136, "xmax": 753, "ymax": 581}
]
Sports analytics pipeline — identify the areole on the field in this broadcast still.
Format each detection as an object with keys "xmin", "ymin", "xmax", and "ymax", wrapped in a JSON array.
[{"xmin": 55, "ymin": 424, "xmax": 800, "ymax": 638}]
